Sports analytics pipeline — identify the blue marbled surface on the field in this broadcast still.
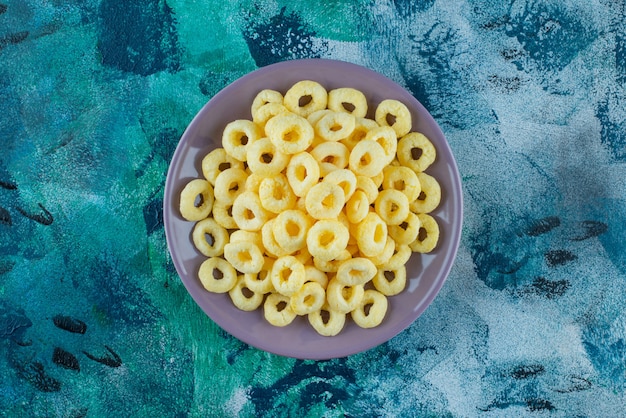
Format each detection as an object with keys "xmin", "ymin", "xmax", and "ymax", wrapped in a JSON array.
[{"xmin": 1, "ymin": 0, "xmax": 625, "ymax": 416}]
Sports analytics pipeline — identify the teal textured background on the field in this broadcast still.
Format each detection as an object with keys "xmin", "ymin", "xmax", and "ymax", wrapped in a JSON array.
[{"xmin": 1, "ymin": 0, "xmax": 625, "ymax": 416}]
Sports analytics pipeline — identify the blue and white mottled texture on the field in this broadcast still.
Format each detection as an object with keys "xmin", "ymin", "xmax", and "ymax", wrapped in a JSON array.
[{"xmin": 0, "ymin": 0, "xmax": 624, "ymax": 416}]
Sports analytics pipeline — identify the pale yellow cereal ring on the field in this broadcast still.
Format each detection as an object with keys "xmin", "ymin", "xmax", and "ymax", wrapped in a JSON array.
[
  {"xmin": 198, "ymin": 257, "xmax": 238, "ymax": 293},
  {"xmin": 341, "ymin": 117, "xmax": 379, "ymax": 151},
  {"xmin": 336, "ymin": 257, "xmax": 377, "ymax": 286},
  {"xmin": 272, "ymin": 209, "xmax": 311, "ymax": 254},
  {"xmin": 229, "ymin": 230, "xmax": 264, "ymax": 252},
  {"xmin": 261, "ymin": 219, "xmax": 289, "ymax": 258},
  {"xmin": 244, "ymin": 257, "xmax": 275, "ymax": 294},
  {"xmin": 381, "ymin": 244, "xmax": 412, "ymax": 270},
  {"xmin": 364, "ymin": 126, "xmax": 397, "ymax": 165},
  {"xmin": 389, "ymin": 211, "xmax": 421, "ymax": 245},
  {"xmin": 270, "ymin": 255, "xmax": 306, "ymax": 296},
  {"xmin": 410, "ymin": 172, "xmax": 441, "ymax": 214},
  {"xmin": 179, "ymin": 179, "xmax": 214, "ymax": 221},
  {"xmin": 326, "ymin": 278, "xmax": 364, "ymax": 313},
  {"xmin": 307, "ymin": 109, "xmax": 333, "ymax": 127},
  {"xmin": 201, "ymin": 148, "xmax": 244, "ymax": 186},
  {"xmin": 323, "ymin": 168, "xmax": 357, "ymax": 201},
  {"xmin": 232, "ymin": 191, "xmax": 270, "ymax": 231},
  {"xmin": 290, "ymin": 281, "xmax": 326, "ymax": 315},
  {"xmin": 397, "ymin": 132, "xmax": 436, "ymax": 173},
  {"xmin": 374, "ymin": 189, "xmax": 410, "ymax": 226},
  {"xmin": 355, "ymin": 212, "xmax": 388, "ymax": 257},
  {"xmin": 315, "ymin": 111, "xmax": 356, "ymax": 142},
  {"xmin": 251, "ymin": 89, "xmax": 283, "ymax": 116},
  {"xmin": 192, "ymin": 218, "xmax": 229, "ymax": 257},
  {"xmin": 348, "ymin": 140, "xmax": 386, "ymax": 177},
  {"xmin": 355, "ymin": 175, "xmax": 379, "ymax": 204},
  {"xmin": 286, "ymin": 151, "xmax": 321, "ymax": 198},
  {"xmin": 223, "ymin": 241, "xmax": 264, "ymax": 274},
  {"xmin": 222, "ymin": 120, "xmax": 263, "ymax": 162},
  {"xmin": 351, "ymin": 289, "xmax": 388, "ymax": 328},
  {"xmin": 304, "ymin": 182, "xmax": 345, "ymax": 220},
  {"xmin": 212, "ymin": 200, "xmax": 237, "ymax": 229},
  {"xmin": 306, "ymin": 220, "xmax": 350, "ymax": 261},
  {"xmin": 382, "ymin": 165, "xmax": 421, "ymax": 202},
  {"xmin": 258, "ymin": 173, "xmax": 296, "ymax": 214},
  {"xmin": 372, "ymin": 265, "xmax": 407, "ymax": 296},
  {"xmin": 252, "ymin": 102, "xmax": 289, "ymax": 128},
  {"xmin": 266, "ymin": 113, "xmax": 314, "ymax": 155},
  {"xmin": 346, "ymin": 190, "xmax": 369, "ymax": 224},
  {"xmin": 305, "ymin": 265, "xmax": 329, "ymax": 288},
  {"xmin": 328, "ymin": 87, "xmax": 368, "ymax": 118},
  {"xmin": 409, "ymin": 213, "xmax": 439, "ymax": 253},
  {"xmin": 369, "ymin": 236, "xmax": 396, "ymax": 267},
  {"xmin": 213, "ymin": 168, "xmax": 248, "ymax": 205},
  {"xmin": 313, "ymin": 249, "xmax": 352, "ymax": 273},
  {"xmin": 229, "ymin": 275, "xmax": 264, "ymax": 311},
  {"xmin": 375, "ymin": 99, "xmax": 412, "ymax": 137},
  {"xmin": 246, "ymin": 137, "xmax": 290, "ymax": 176},
  {"xmin": 264, "ymin": 293, "xmax": 297, "ymax": 327},
  {"xmin": 244, "ymin": 172, "xmax": 264, "ymax": 194},
  {"xmin": 310, "ymin": 141, "xmax": 350, "ymax": 176},
  {"xmin": 308, "ymin": 304, "xmax": 345, "ymax": 336},
  {"xmin": 283, "ymin": 80, "xmax": 328, "ymax": 118}
]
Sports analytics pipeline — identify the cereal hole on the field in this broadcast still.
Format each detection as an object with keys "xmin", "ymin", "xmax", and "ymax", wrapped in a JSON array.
[
  {"xmin": 299, "ymin": 95, "xmax": 312, "ymax": 107},
  {"xmin": 276, "ymin": 301, "xmax": 287, "ymax": 311},
  {"xmin": 283, "ymin": 130, "xmax": 299, "ymax": 142},
  {"xmin": 390, "ymin": 202, "xmax": 399, "ymax": 213},
  {"xmin": 213, "ymin": 268, "xmax": 224, "ymax": 280},
  {"xmin": 383, "ymin": 270, "xmax": 395, "ymax": 282},
  {"xmin": 226, "ymin": 205, "xmax": 233, "ymax": 217},
  {"xmin": 239, "ymin": 135, "xmax": 249, "ymax": 145},
  {"xmin": 385, "ymin": 113, "xmax": 396, "ymax": 126},
  {"xmin": 349, "ymin": 269, "xmax": 361, "ymax": 277},
  {"xmin": 359, "ymin": 154, "xmax": 372, "ymax": 166},
  {"xmin": 330, "ymin": 123, "xmax": 342, "ymax": 132},
  {"xmin": 273, "ymin": 187, "xmax": 284, "ymax": 200},
  {"xmin": 204, "ymin": 233, "xmax": 215, "ymax": 246},
  {"xmin": 342, "ymin": 102, "xmax": 356, "ymax": 112},
  {"xmin": 418, "ymin": 227, "xmax": 428, "ymax": 242},
  {"xmin": 321, "ymin": 194, "xmax": 335, "ymax": 208},
  {"xmin": 218, "ymin": 162, "xmax": 231, "ymax": 171},
  {"xmin": 363, "ymin": 302, "xmax": 373, "ymax": 316},
  {"xmin": 242, "ymin": 287, "xmax": 254, "ymax": 298},
  {"xmin": 411, "ymin": 147, "xmax": 423, "ymax": 160},
  {"xmin": 286, "ymin": 220, "xmax": 300, "ymax": 237},
  {"xmin": 399, "ymin": 221, "xmax": 409, "ymax": 231},
  {"xmin": 261, "ymin": 153, "xmax": 273, "ymax": 163},
  {"xmin": 393, "ymin": 180, "xmax": 405, "ymax": 190},
  {"xmin": 322, "ymin": 155, "xmax": 336, "ymax": 163},
  {"xmin": 238, "ymin": 251, "xmax": 252, "ymax": 263},
  {"xmin": 303, "ymin": 295, "xmax": 314, "ymax": 307},
  {"xmin": 341, "ymin": 286, "xmax": 353, "ymax": 299},
  {"xmin": 374, "ymin": 224, "xmax": 385, "ymax": 243},
  {"xmin": 319, "ymin": 231, "xmax": 335, "ymax": 247},
  {"xmin": 228, "ymin": 182, "xmax": 239, "ymax": 192},
  {"xmin": 280, "ymin": 268, "xmax": 292, "ymax": 283},
  {"xmin": 295, "ymin": 166, "xmax": 307, "ymax": 181},
  {"xmin": 194, "ymin": 194, "xmax": 204, "ymax": 207},
  {"xmin": 417, "ymin": 191, "xmax": 426, "ymax": 201},
  {"xmin": 320, "ymin": 309, "xmax": 330, "ymax": 324},
  {"xmin": 245, "ymin": 209, "xmax": 255, "ymax": 220}
]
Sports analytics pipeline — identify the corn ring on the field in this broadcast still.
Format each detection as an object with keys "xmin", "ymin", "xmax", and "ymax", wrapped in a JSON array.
[
  {"xmin": 351, "ymin": 289, "xmax": 388, "ymax": 328},
  {"xmin": 264, "ymin": 293, "xmax": 297, "ymax": 327},
  {"xmin": 285, "ymin": 151, "xmax": 321, "ymax": 198},
  {"xmin": 410, "ymin": 172, "xmax": 441, "ymax": 214},
  {"xmin": 229, "ymin": 275, "xmax": 265, "ymax": 311},
  {"xmin": 265, "ymin": 113, "xmax": 314, "ymax": 155},
  {"xmin": 389, "ymin": 211, "xmax": 421, "ymax": 245},
  {"xmin": 246, "ymin": 137, "xmax": 290, "ymax": 176},
  {"xmin": 308, "ymin": 304, "xmax": 346, "ymax": 336},
  {"xmin": 304, "ymin": 265, "xmax": 329, "ymax": 289},
  {"xmin": 272, "ymin": 209, "xmax": 312, "ymax": 254},
  {"xmin": 341, "ymin": 117, "xmax": 378, "ymax": 151},
  {"xmin": 397, "ymin": 132, "xmax": 436, "ymax": 173},
  {"xmin": 229, "ymin": 230, "xmax": 264, "ymax": 252},
  {"xmin": 270, "ymin": 255, "xmax": 306, "ymax": 297},
  {"xmin": 244, "ymin": 257, "xmax": 275, "ymax": 294},
  {"xmin": 409, "ymin": 213, "xmax": 440, "ymax": 253},
  {"xmin": 252, "ymin": 102, "xmax": 289, "ymax": 128},
  {"xmin": 368, "ymin": 236, "xmax": 396, "ymax": 267},
  {"xmin": 328, "ymin": 87, "xmax": 368, "ymax": 118},
  {"xmin": 198, "ymin": 257, "xmax": 238, "ymax": 293},
  {"xmin": 212, "ymin": 200, "xmax": 237, "ymax": 229},
  {"xmin": 372, "ymin": 265, "xmax": 407, "ymax": 296},
  {"xmin": 223, "ymin": 241, "xmax": 264, "ymax": 274},
  {"xmin": 306, "ymin": 220, "xmax": 350, "ymax": 262},
  {"xmin": 201, "ymin": 148, "xmax": 244, "ymax": 186},
  {"xmin": 326, "ymin": 278, "xmax": 365, "ymax": 313},
  {"xmin": 355, "ymin": 212, "xmax": 388, "ymax": 257},
  {"xmin": 261, "ymin": 218, "xmax": 289, "ymax": 258},
  {"xmin": 307, "ymin": 109, "xmax": 333, "ymax": 127},
  {"xmin": 374, "ymin": 189, "xmax": 410, "ymax": 226},
  {"xmin": 192, "ymin": 218, "xmax": 229, "ymax": 257},
  {"xmin": 313, "ymin": 249, "xmax": 352, "ymax": 273},
  {"xmin": 364, "ymin": 126, "xmax": 397, "ymax": 165},
  {"xmin": 375, "ymin": 99, "xmax": 412, "ymax": 137},
  {"xmin": 290, "ymin": 281, "xmax": 326, "ymax": 315},
  {"xmin": 283, "ymin": 80, "xmax": 328, "ymax": 117},
  {"xmin": 381, "ymin": 244, "xmax": 412, "ymax": 270},
  {"xmin": 315, "ymin": 111, "xmax": 356, "ymax": 142},
  {"xmin": 222, "ymin": 119, "xmax": 263, "ymax": 162},
  {"xmin": 310, "ymin": 141, "xmax": 350, "ymax": 176},
  {"xmin": 346, "ymin": 190, "xmax": 369, "ymax": 224},
  {"xmin": 336, "ymin": 257, "xmax": 377, "ymax": 286},
  {"xmin": 258, "ymin": 173, "xmax": 297, "ymax": 214},
  {"xmin": 213, "ymin": 168, "xmax": 248, "ymax": 205},
  {"xmin": 251, "ymin": 89, "xmax": 283, "ymax": 116},
  {"xmin": 323, "ymin": 168, "xmax": 357, "ymax": 200},
  {"xmin": 179, "ymin": 179, "xmax": 214, "ymax": 221},
  {"xmin": 382, "ymin": 165, "xmax": 421, "ymax": 203},
  {"xmin": 348, "ymin": 140, "xmax": 386, "ymax": 177},
  {"xmin": 232, "ymin": 191, "xmax": 270, "ymax": 231},
  {"xmin": 304, "ymin": 182, "xmax": 345, "ymax": 220}
]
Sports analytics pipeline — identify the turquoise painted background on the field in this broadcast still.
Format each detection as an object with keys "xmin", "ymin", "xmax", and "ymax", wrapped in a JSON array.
[{"xmin": 1, "ymin": 0, "xmax": 625, "ymax": 416}]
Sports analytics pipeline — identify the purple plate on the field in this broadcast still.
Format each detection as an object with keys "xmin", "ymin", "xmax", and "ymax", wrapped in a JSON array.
[{"xmin": 163, "ymin": 59, "xmax": 463, "ymax": 360}]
